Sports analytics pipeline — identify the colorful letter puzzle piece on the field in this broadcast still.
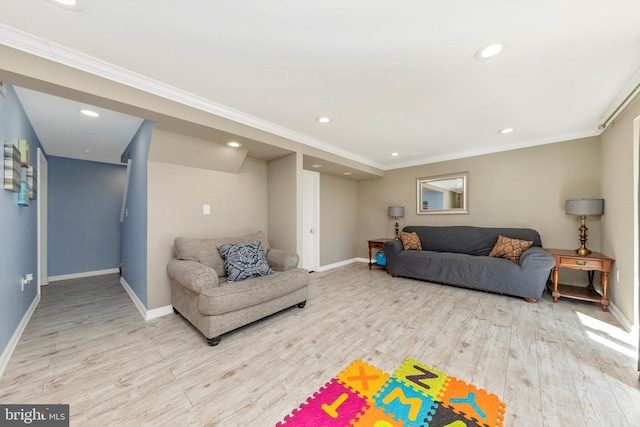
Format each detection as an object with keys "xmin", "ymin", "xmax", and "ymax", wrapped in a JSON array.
[
  {"xmin": 277, "ymin": 358, "xmax": 506, "ymax": 427},
  {"xmin": 276, "ymin": 378, "xmax": 368, "ymax": 427},
  {"xmin": 440, "ymin": 378, "xmax": 506, "ymax": 427},
  {"xmin": 373, "ymin": 377, "xmax": 437, "ymax": 427}
]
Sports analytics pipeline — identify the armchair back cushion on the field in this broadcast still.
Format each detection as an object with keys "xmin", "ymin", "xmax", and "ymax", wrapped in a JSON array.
[{"xmin": 174, "ymin": 231, "xmax": 270, "ymax": 278}]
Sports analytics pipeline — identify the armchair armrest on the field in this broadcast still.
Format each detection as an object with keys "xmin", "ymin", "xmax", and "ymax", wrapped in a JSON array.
[
  {"xmin": 167, "ymin": 258, "xmax": 219, "ymax": 293},
  {"xmin": 267, "ymin": 248, "xmax": 299, "ymax": 271}
]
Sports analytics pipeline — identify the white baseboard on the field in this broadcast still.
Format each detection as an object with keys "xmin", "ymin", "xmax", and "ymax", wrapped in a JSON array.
[
  {"xmin": 49, "ymin": 268, "xmax": 120, "ymax": 282},
  {"xmin": 609, "ymin": 301, "xmax": 635, "ymax": 333},
  {"xmin": 0, "ymin": 293, "xmax": 40, "ymax": 380},
  {"xmin": 316, "ymin": 258, "xmax": 361, "ymax": 272},
  {"xmin": 147, "ymin": 305, "xmax": 174, "ymax": 320},
  {"xmin": 119, "ymin": 276, "xmax": 172, "ymax": 321}
]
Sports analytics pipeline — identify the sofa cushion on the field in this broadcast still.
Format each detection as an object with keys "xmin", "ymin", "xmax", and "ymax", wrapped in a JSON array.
[
  {"xmin": 217, "ymin": 240, "xmax": 273, "ymax": 282},
  {"xmin": 400, "ymin": 231, "xmax": 422, "ymax": 250},
  {"xmin": 488, "ymin": 235, "xmax": 533, "ymax": 263},
  {"xmin": 174, "ymin": 231, "xmax": 270, "ymax": 277}
]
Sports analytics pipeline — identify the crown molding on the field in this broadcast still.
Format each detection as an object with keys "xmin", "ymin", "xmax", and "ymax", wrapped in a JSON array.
[
  {"xmin": 384, "ymin": 129, "xmax": 600, "ymax": 170},
  {"xmin": 0, "ymin": 24, "xmax": 384, "ymax": 170},
  {"xmin": 598, "ymin": 64, "xmax": 640, "ymax": 130}
]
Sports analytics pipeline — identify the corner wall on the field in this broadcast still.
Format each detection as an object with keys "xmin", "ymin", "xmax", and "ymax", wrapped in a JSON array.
[
  {"xmin": 268, "ymin": 153, "xmax": 300, "ymax": 254},
  {"xmin": 121, "ymin": 120, "xmax": 155, "ymax": 306},
  {"xmin": 600, "ymin": 95, "xmax": 640, "ymax": 327}
]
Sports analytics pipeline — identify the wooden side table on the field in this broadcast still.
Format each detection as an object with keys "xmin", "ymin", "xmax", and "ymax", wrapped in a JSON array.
[
  {"xmin": 547, "ymin": 249, "xmax": 614, "ymax": 311},
  {"xmin": 368, "ymin": 238, "xmax": 394, "ymax": 270}
]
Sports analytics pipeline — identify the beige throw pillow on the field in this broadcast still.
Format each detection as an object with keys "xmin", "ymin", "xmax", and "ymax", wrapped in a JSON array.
[
  {"xmin": 400, "ymin": 231, "xmax": 422, "ymax": 250},
  {"xmin": 488, "ymin": 235, "xmax": 533, "ymax": 263}
]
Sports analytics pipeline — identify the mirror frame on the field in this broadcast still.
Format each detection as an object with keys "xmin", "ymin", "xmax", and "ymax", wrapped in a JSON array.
[{"xmin": 416, "ymin": 172, "xmax": 469, "ymax": 215}]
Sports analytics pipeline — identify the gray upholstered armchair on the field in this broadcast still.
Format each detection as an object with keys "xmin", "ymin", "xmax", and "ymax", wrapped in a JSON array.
[{"xmin": 167, "ymin": 231, "xmax": 309, "ymax": 345}]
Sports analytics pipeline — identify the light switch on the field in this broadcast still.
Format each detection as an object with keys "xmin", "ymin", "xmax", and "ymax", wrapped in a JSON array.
[{"xmin": 203, "ymin": 204, "xmax": 211, "ymax": 215}]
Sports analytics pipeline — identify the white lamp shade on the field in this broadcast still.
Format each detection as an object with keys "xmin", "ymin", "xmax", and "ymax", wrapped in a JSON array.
[
  {"xmin": 566, "ymin": 199, "xmax": 604, "ymax": 216},
  {"xmin": 388, "ymin": 206, "xmax": 405, "ymax": 218}
]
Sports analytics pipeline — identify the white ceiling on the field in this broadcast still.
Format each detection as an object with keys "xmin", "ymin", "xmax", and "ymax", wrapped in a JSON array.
[
  {"xmin": 13, "ymin": 86, "xmax": 144, "ymax": 164},
  {"xmin": 2, "ymin": 0, "xmax": 640, "ymax": 169}
]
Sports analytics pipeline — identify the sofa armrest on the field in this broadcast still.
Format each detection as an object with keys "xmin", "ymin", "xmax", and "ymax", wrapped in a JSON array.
[
  {"xmin": 519, "ymin": 247, "xmax": 556, "ymax": 271},
  {"xmin": 383, "ymin": 239, "xmax": 403, "ymax": 274},
  {"xmin": 167, "ymin": 258, "xmax": 219, "ymax": 293},
  {"xmin": 267, "ymin": 248, "xmax": 299, "ymax": 271},
  {"xmin": 519, "ymin": 247, "xmax": 556, "ymax": 298}
]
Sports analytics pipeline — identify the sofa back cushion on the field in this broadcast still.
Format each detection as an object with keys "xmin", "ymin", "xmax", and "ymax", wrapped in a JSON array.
[
  {"xmin": 174, "ymin": 231, "xmax": 270, "ymax": 277},
  {"xmin": 402, "ymin": 225, "xmax": 542, "ymax": 256}
]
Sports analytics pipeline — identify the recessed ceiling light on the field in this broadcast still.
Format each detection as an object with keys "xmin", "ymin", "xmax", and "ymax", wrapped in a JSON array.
[
  {"xmin": 80, "ymin": 109, "xmax": 99, "ymax": 117},
  {"xmin": 498, "ymin": 128, "xmax": 514, "ymax": 134},
  {"xmin": 48, "ymin": 0, "xmax": 86, "ymax": 11},
  {"xmin": 226, "ymin": 141, "xmax": 242, "ymax": 148},
  {"xmin": 84, "ymin": 148, "xmax": 92, "ymax": 153},
  {"xmin": 343, "ymin": 172, "xmax": 352, "ymax": 176},
  {"xmin": 475, "ymin": 43, "xmax": 504, "ymax": 60},
  {"xmin": 391, "ymin": 152, "xmax": 399, "ymax": 157},
  {"xmin": 316, "ymin": 117, "xmax": 331, "ymax": 123},
  {"xmin": 312, "ymin": 164, "xmax": 323, "ymax": 168}
]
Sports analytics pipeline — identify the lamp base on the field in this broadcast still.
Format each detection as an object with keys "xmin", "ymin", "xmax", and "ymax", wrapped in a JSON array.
[{"xmin": 576, "ymin": 246, "xmax": 592, "ymax": 257}]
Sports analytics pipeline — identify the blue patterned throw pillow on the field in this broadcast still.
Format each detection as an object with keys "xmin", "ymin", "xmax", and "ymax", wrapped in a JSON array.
[{"xmin": 217, "ymin": 240, "xmax": 273, "ymax": 282}]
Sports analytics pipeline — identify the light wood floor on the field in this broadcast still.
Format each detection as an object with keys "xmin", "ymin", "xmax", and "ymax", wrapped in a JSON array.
[{"xmin": 1, "ymin": 263, "xmax": 639, "ymax": 426}]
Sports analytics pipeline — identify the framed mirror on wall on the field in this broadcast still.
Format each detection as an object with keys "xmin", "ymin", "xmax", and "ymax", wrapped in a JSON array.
[{"xmin": 417, "ymin": 172, "xmax": 469, "ymax": 214}]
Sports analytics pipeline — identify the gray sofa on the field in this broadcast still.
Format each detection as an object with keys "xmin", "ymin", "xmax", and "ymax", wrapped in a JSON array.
[
  {"xmin": 383, "ymin": 225, "xmax": 555, "ymax": 301},
  {"xmin": 167, "ymin": 231, "xmax": 309, "ymax": 345}
]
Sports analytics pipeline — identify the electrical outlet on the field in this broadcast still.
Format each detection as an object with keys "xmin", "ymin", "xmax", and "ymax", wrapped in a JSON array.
[{"xmin": 203, "ymin": 204, "xmax": 211, "ymax": 215}]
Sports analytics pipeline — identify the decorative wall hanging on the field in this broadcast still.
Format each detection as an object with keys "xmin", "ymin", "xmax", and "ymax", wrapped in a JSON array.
[{"xmin": 3, "ymin": 143, "xmax": 21, "ymax": 192}]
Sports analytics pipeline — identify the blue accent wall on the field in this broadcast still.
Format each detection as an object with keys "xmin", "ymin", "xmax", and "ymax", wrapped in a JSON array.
[
  {"xmin": 121, "ymin": 120, "xmax": 154, "ymax": 306},
  {"xmin": 0, "ymin": 84, "xmax": 44, "ymax": 358},
  {"xmin": 47, "ymin": 156, "xmax": 126, "ymax": 277}
]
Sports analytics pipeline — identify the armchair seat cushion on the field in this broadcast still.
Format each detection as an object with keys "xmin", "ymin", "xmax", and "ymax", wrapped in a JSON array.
[{"xmin": 199, "ymin": 268, "xmax": 309, "ymax": 316}]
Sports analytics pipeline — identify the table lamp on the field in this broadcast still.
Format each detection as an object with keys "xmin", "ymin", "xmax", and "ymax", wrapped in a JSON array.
[
  {"xmin": 388, "ymin": 206, "xmax": 405, "ymax": 239},
  {"xmin": 565, "ymin": 199, "xmax": 604, "ymax": 256}
]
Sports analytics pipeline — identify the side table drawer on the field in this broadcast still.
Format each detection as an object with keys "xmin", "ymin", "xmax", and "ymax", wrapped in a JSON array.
[{"xmin": 558, "ymin": 257, "xmax": 602, "ymax": 269}]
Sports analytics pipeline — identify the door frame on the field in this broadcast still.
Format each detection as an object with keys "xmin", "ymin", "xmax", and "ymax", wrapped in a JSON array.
[
  {"xmin": 37, "ymin": 147, "xmax": 48, "ymax": 294},
  {"xmin": 303, "ymin": 170, "xmax": 320, "ymax": 271}
]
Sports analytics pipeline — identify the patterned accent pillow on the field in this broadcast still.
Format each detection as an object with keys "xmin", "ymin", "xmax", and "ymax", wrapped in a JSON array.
[
  {"xmin": 217, "ymin": 240, "xmax": 273, "ymax": 282},
  {"xmin": 488, "ymin": 235, "xmax": 533, "ymax": 263},
  {"xmin": 400, "ymin": 231, "xmax": 422, "ymax": 250}
]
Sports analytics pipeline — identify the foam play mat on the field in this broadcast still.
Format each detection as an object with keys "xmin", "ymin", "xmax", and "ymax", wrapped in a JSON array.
[{"xmin": 277, "ymin": 358, "xmax": 506, "ymax": 427}]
